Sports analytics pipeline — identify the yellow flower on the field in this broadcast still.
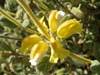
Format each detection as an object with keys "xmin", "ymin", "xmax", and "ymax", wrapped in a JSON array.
[
  {"xmin": 57, "ymin": 19, "xmax": 83, "ymax": 38},
  {"xmin": 17, "ymin": 0, "xmax": 91, "ymax": 66},
  {"xmin": 20, "ymin": 10, "xmax": 88, "ymax": 65},
  {"xmin": 29, "ymin": 41, "xmax": 48, "ymax": 65}
]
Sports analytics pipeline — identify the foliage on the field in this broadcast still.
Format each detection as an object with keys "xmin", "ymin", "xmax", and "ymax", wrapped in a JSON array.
[{"xmin": 0, "ymin": 0, "xmax": 100, "ymax": 75}]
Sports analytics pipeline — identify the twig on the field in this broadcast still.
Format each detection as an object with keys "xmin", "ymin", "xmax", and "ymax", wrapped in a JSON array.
[
  {"xmin": 0, "ymin": 35, "xmax": 21, "ymax": 40},
  {"xmin": 69, "ymin": 52, "xmax": 91, "ymax": 64},
  {"xmin": 0, "ymin": 50, "xmax": 27, "ymax": 58}
]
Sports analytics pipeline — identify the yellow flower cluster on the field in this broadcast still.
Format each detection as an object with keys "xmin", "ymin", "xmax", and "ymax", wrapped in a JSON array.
[
  {"xmin": 16, "ymin": 0, "xmax": 91, "ymax": 66},
  {"xmin": 20, "ymin": 10, "xmax": 83, "ymax": 65}
]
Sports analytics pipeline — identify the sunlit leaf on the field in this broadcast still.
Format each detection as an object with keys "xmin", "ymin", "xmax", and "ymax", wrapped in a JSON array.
[
  {"xmin": 0, "ymin": 7, "xmax": 21, "ymax": 27},
  {"xmin": 91, "ymin": 60, "xmax": 100, "ymax": 75}
]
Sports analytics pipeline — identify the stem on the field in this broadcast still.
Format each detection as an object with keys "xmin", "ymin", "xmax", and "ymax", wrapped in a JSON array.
[
  {"xmin": 16, "ymin": 0, "xmax": 50, "ymax": 40},
  {"xmin": 0, "ymin": 7, "xmax": 35, "ymax": 34},
  {"xmin": 0, "ymin": 35, "xmax": 21, "ymax": 40},
  {"xmin": 0, "ymin": 50, "xmax": 28, "ymax": 59},
  {"xmin": 0, "ymin": 7, "xmax": 22, "ymax": 27},
  {"xmin": 69, "ymin": 52, "xmax": 91, "ymax": 64}
]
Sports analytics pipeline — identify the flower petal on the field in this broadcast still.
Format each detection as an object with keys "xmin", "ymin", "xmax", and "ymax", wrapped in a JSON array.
[
  {"xmin": 57, "ymin": 19, "xmax": 83, "ymax": 38},
  {"xmin": 30, "ymin": 41, "xmax": 48, "ymax": 65},
  {"xmin": 49, "ymin": 48, "xmax": 59, "ymax": 63},
  {"xmin": 20, "ymin": 34, "xmax": 41, "ymax": 54},
  {"xmin": 38, "ymin": 16, "xmax": 50, "ymax": 39},
  {"xmin": 50, "ymin": 40, "xmax": 70, "ymax": 63},
  {"xmin": 48, "ymin": 10, "xmax": 65, "ymax": 33},
  {"xmin": 49, "ymin": 10, "xmax": 58, "ymax": 33}
]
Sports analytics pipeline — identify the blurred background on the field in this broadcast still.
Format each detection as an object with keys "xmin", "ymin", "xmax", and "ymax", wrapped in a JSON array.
[{"xmin": 0, "ymin": 0, "xmax": 100, "ymax": 75}]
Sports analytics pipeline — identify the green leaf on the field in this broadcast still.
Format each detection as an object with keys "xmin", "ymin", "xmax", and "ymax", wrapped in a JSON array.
[
  {"xmin": 55, "ymin": 68, "xmax": 65, "ymax": 75},
  {"xmin": 0, "ymin": 7, "xmax": 21, "ymax": 27},
  {"xmin": 0, "ymin": 24, "xmax": 4, "ymax": 33},
  {"xmin": 91, "ymin": 60, "xmax": 100, "ymax": 75},
  {"xmin": 94, "ymin": 43, "xmax": 100, "ymax": 61},
  {"xmin": 37, "ymin": 56, "xmax": 52, "ymax": 74},
  {"xmin": 0, "ymin": 18, "xmax": 16, "ymax": 29},
  {"xmin": 4, "ymin": 0, "xmax": 17, "ymax": 12},
  {"xmin": 33, "ymin": 0, "xmax": 49, "ymax": 11},
  {"xmin": 0, "ymin": 40, "xmax": 13, "ymax": 51}
]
